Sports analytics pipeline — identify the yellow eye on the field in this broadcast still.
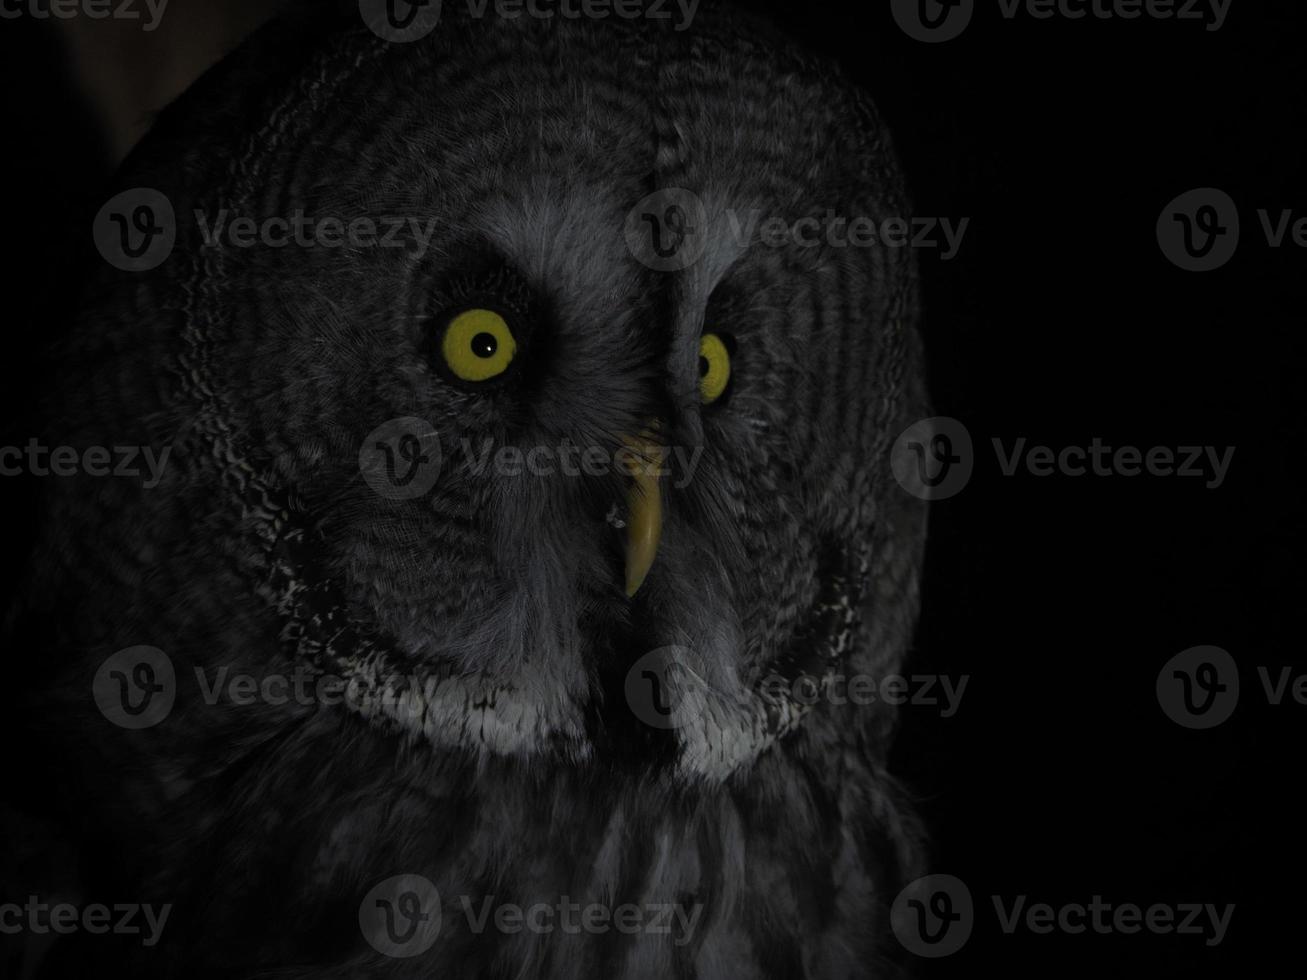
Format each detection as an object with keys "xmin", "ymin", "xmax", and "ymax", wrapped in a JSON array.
[
  {"xmin": 698, "ymin": 333, "xmax": 732, "ymax": 404},
  {"xmin": 440, "ymin": 308, "xmax": 517, "ymax": 382}
]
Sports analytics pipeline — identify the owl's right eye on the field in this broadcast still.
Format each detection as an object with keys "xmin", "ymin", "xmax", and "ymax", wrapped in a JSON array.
[{"xmin": 439, "ymin": 307, "xmax": 518, "ymax": 383}]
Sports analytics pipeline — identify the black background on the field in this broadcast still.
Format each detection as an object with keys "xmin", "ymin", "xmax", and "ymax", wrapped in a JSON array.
[{"xmin": 1, "ymin": 1, "xmax": 1302, "ymax": 976}]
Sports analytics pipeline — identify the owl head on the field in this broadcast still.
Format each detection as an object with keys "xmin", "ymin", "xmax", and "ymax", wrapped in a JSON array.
[{"xmin": 47, "ymin": 0, "xmax": 928, "ymax": 784}]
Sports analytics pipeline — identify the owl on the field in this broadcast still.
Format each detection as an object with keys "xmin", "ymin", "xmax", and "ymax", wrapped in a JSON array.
[{"xmin": 8, "ymin": 1, "xmax": 930, "ymax": 977}]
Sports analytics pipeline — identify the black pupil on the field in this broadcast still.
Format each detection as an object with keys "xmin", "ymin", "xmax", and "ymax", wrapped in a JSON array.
[
  {"xmin": 471, "ymin": 332, "xmax": 498, "ymax": 358},
  {"xmin": 699, "ymin": 356, "xmax": 710, "ymax": 377}
]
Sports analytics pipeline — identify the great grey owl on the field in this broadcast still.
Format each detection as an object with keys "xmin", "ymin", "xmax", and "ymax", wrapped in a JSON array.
[{"xmin": 8, "ymin": 1, "xmax": 930, "ymax": 976}]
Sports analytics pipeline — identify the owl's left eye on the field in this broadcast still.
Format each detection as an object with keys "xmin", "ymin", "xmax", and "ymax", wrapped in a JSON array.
[
  {"xmin": 439, "ymin": 307, "xmax": 518, "ymax": 382},
  {"xmin": 698, "ymin": 332, "xmax": 733, "ymax": 405}
]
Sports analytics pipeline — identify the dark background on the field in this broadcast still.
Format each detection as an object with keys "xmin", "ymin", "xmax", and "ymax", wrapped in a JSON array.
[{"xmin": 1, "ymin": 1, "xmax": 1301, "ymax": 975}]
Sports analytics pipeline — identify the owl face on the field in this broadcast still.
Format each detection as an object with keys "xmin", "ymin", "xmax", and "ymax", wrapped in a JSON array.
[{"xmin": 172, "ymin": 7, "xmax": 923, "ymax": 772}]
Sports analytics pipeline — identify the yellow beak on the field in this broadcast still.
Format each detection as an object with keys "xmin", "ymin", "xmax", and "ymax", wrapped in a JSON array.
[{"xmin": 622, "ymin": 432, "xmax": 664, "ymax": 597}]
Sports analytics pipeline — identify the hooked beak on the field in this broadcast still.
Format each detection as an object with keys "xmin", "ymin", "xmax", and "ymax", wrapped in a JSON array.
[{"xmin": 621, "ymin": 430, "xmax": 664, "ymax": 597}]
